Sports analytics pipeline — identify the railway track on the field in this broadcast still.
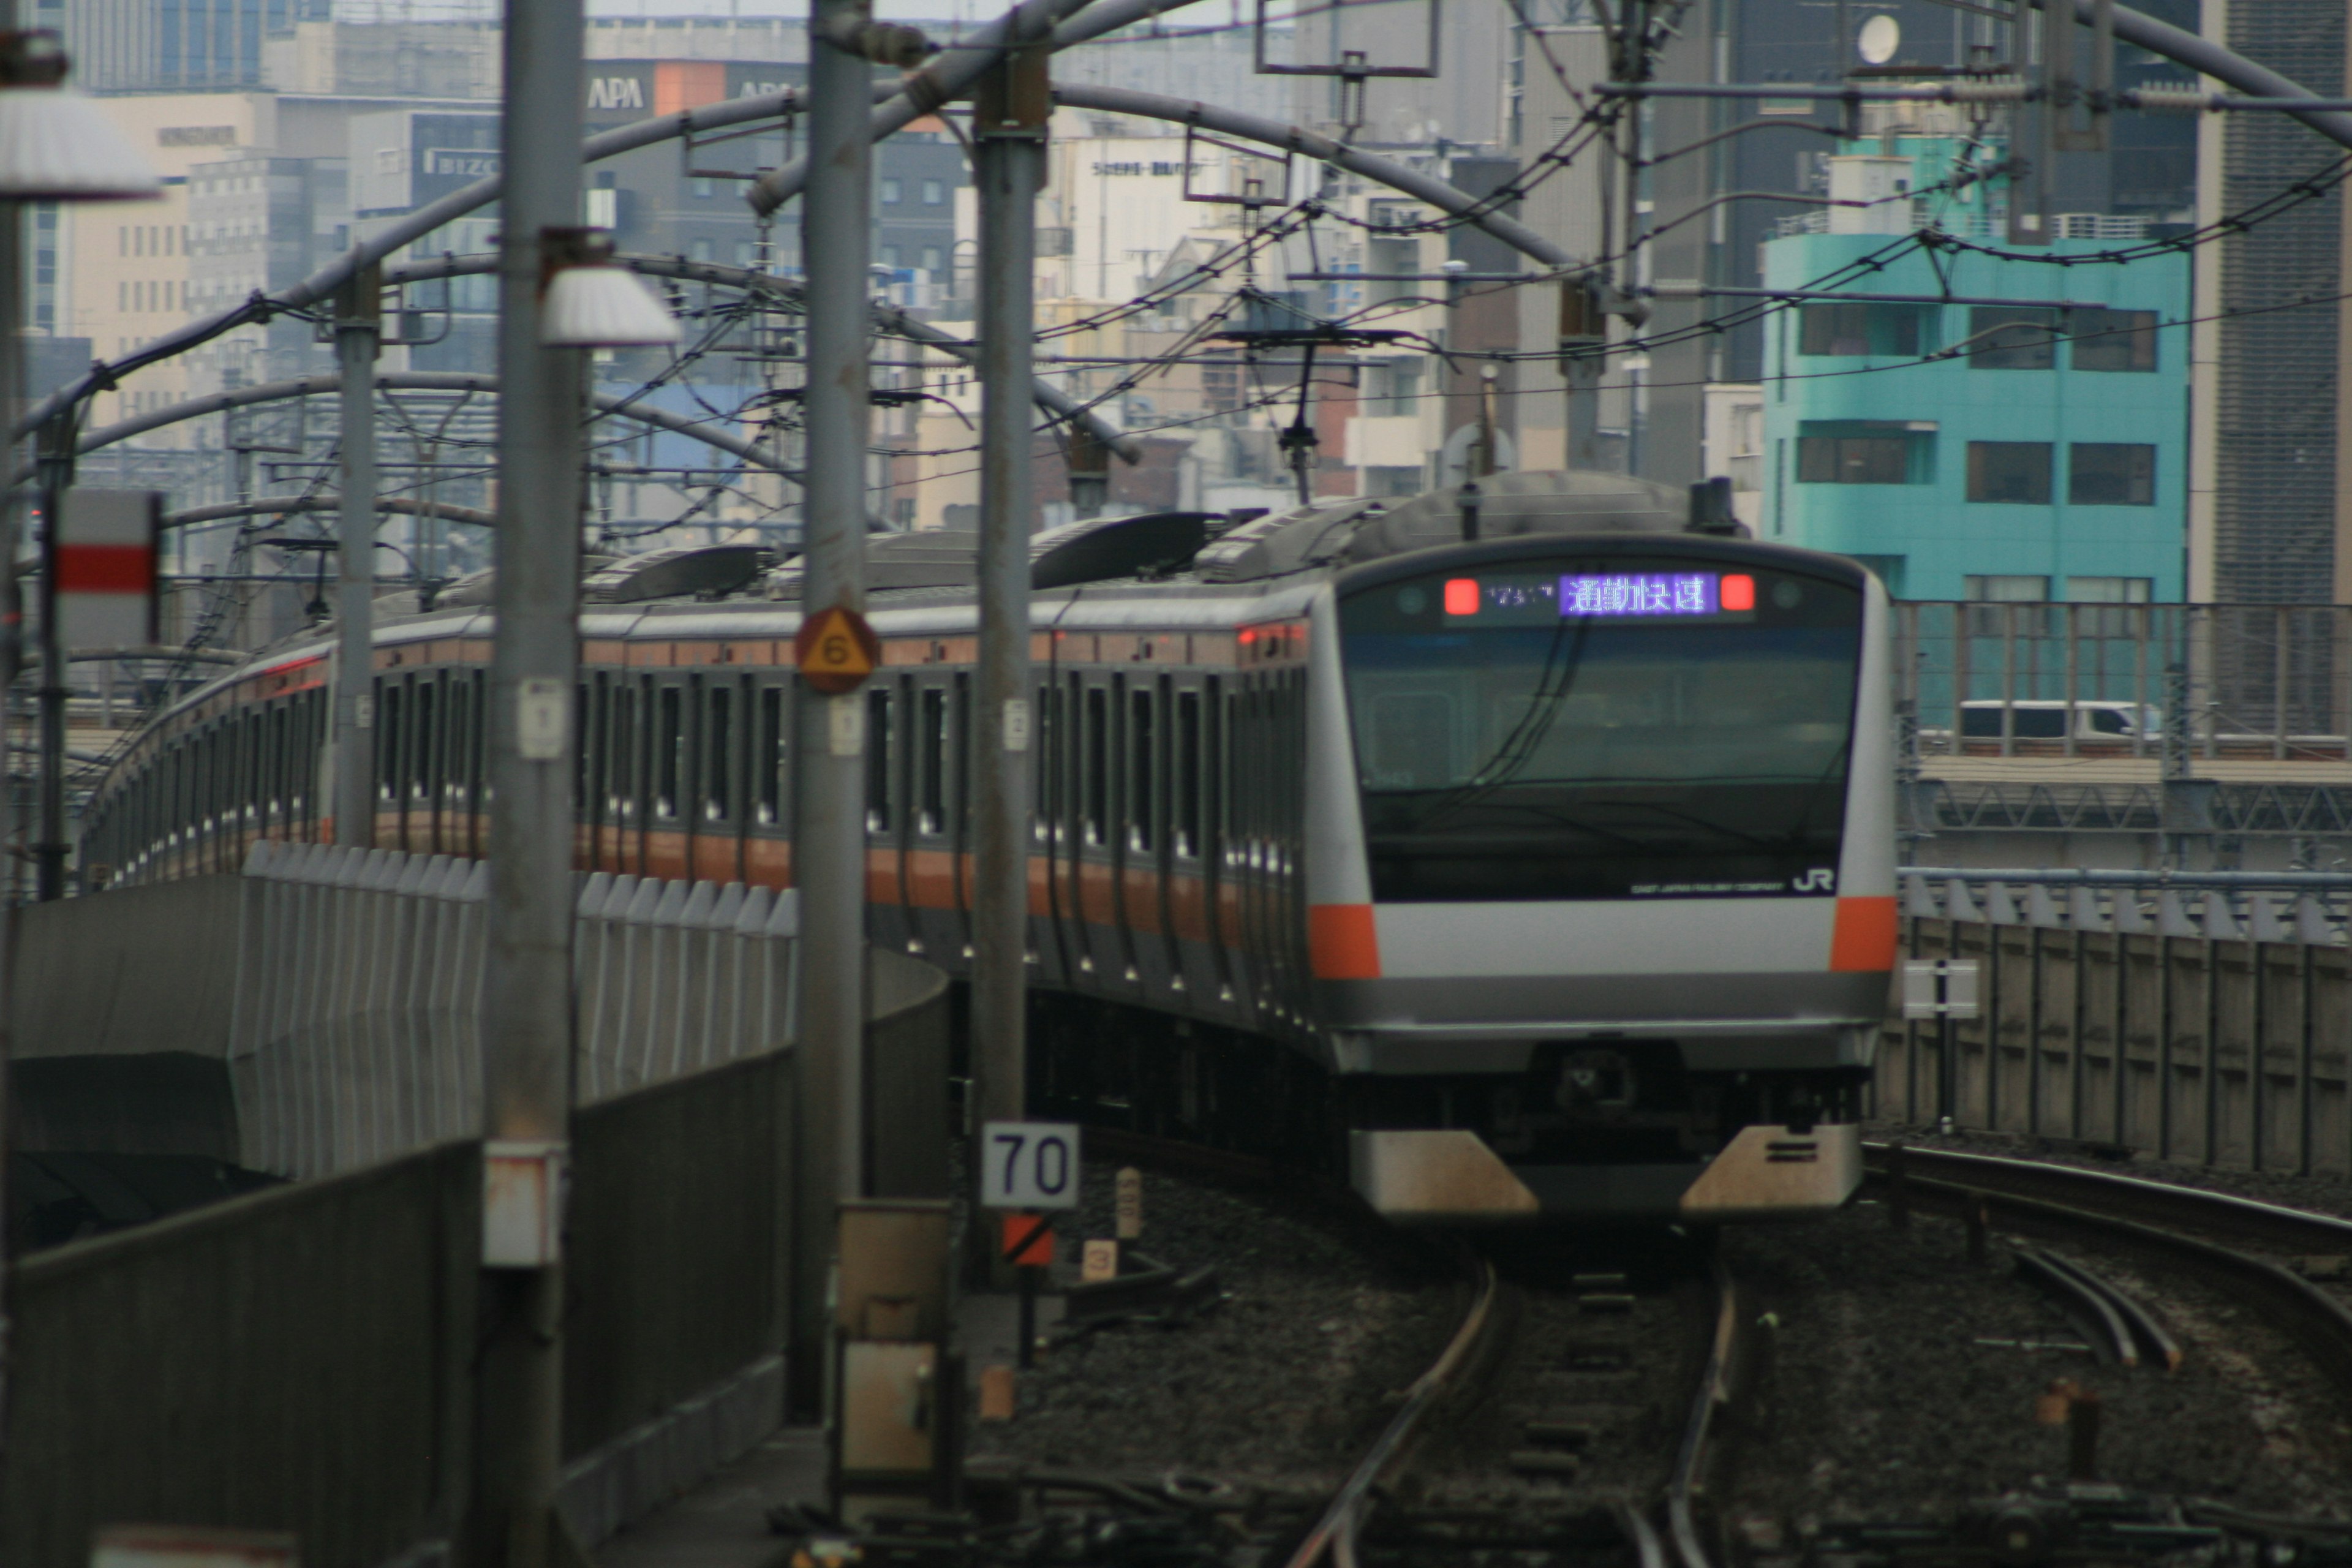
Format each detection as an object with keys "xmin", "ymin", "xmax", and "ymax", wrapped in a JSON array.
[
  {"xmin": 1275, "ymin": 1245, "xmax": 1747, "ymax": 1568},
  {"xmin": 1044, "ymin": 1127, "xmax": 1756, "ymax": 1568},
  {"xmin": 1863, "ymin": 1142, "xmax": 2352, "ymax": 1401}
]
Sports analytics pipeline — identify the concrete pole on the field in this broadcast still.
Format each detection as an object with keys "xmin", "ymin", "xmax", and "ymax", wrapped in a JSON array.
[
  {"xmin": 477, "ymin": 0, "xmax": 585, "ymax": 1557},
  {"xmin": 333, "ymin": 265, "xmax": 380, "ymax": 848},
  {"xmin": 789, "ymin": 0, "xmax": 875, "ymax": 1419},
  {"xmin": 971, "ymin": 45, "xmax": 1046, "ymax": 1204}
]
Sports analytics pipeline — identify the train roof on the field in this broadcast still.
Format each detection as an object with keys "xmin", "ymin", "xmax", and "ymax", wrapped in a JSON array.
[{"xmin": 141, "ymin": 470, "xmax": 1717, "ymax": 728}]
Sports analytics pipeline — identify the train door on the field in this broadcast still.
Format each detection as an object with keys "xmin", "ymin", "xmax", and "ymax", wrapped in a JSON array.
[
  {"xmin": 950, "ymin": 670, "xmax": 973, "ymax": 959},
  {"xmin": 1034, "ymin": 676, "xmax": 1073, "ymax": 988},
  {"xmin": 584, "ymin": 674, "xmax": 609, "ymax": 870},
  {"xmin": 1126, "ymin": 675, "xmax": 1173, "ymax": 992},
  {"xmin": 681, "ymin": 674, "xmax": 705, "ymax": 881},
  {"xmin": 610, "ymin": 677, "xmax": 639, "ymax": 874},
  {"xmin": 912, "ymin": 677, "xmax": 954, "ymax": 959},
  {"xmin": 650, "ymin": 677, "xmax": 686, "ymax": 880},
  {"xmin": 375, "ymin": 677, "xmax": 402, "ymax": 850}
]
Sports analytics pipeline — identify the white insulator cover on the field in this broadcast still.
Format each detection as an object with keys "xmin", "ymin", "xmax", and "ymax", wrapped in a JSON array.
[
  {"xmin": 541, "ymin": 263, "xmax": 682, "ymax": 347},
  {"xmin": 0, "ymin": 86, "xmax": 160, "ymax": 200}
]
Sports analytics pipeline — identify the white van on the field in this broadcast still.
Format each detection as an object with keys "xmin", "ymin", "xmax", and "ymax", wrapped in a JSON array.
[{"xmin": 1956, "ymin": 699, "xmax": 2160, "ymax": 744}]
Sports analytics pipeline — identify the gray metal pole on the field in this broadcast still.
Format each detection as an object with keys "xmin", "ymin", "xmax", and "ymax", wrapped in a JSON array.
[
  {"xmin": 334, "ymin": 266, "xmax": 379, "ymax": 848},
  {"xmin": 788, "ymin": 0, "xmax": 875, "ymax": 1420},
  {"xmin": 478, "ymin": 0, "xmax": 585, "ymax": 1556},
  {"xmin": 971, "ymin": 43, "xmax": 1046, "ymax": 1205}
]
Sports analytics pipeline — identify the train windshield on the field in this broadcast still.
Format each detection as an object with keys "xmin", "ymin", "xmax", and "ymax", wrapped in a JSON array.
[{"xmin": 1338, "ymin": 559, "xmax": 1863, "ymax": 902}]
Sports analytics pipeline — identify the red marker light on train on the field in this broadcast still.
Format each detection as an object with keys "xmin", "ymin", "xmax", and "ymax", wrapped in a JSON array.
[
  {"xmin": 1720, "ymin": 573, "xmax": 1756, "ymax": 612},
  {"xmin": 1443, "ymin": 578, "xmax": 1480, "ymax": 616}
]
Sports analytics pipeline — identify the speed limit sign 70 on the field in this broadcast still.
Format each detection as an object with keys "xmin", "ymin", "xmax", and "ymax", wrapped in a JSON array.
[{"xmin": 981, "ymin": 1121, "xmax": 1080, "ymax": 1210}]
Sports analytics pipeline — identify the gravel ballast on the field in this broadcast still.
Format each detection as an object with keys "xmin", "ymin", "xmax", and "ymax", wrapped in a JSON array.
[
  {"xmin": 965, "ymin": 1158, "xmax": 1459, "ymax": 1493},
  {"xmin": 1724, "ymin": 1199, "xmax": 2352, "ymax": 1534}
]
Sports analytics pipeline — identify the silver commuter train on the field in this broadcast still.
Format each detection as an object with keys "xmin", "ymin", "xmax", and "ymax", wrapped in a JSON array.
[{"xmin": 80, "ymin": 470, "xmax": 1896, "ymax": 1223}]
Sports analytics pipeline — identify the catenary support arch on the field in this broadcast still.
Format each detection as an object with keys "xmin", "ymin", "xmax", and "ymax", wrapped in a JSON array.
[
  {"xmin": 20, "ymin": 0, "xmax": 2348, "ymax": 440},
  {"xmin": 163, "ymin": 495, "xmax": 498, "ymax": 532},
  {"xmin": 383, "ymin": 251, "xmax": 1140, "ymax": 459},
  {"xmin": 31, "ymin": 371, "xmax": 795, "ymax": 488}
]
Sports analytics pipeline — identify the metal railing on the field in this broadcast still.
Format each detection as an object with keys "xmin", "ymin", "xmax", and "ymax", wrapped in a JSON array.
[
  {"xmin": 1893, "ymin": 601, "xmax": 2352, "ymax": 762},
  {"xmin": 1901, "ymin": 865, "xmax": 2351, "ymax": 944}
]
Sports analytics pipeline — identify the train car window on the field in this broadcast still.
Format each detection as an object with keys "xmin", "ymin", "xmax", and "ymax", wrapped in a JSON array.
[
  {"xmin": 757, "ymin": 685, "xmax": 784, "ymax": 825},
  {"xmin": 574, "ymin": 684, "xmax": 592, "ymax": 809},
  {"xmin": 1084, "ymin": 685, "xmax": 1108, "ymax": 845},
  {"xmin": 611, "ymin": 682, "xmax": 636, "ymax": 821},
  {"xmin": 1205, "ymin": 677, "xmax": 1226, "ymax": 854},
  {"xmin": 952, "ymin": 673, "xmax": 971, "ymax": 836},
  {"xmin": 919, "ymin": 685, "xmax": 946, "ymax": 834},
  {"xmin": 413, "ymin": 680, "xmax": 437, "ymax": 801},
  {"xmin": 1033, "ymin": 683, "xmax": 1057, "ymax": 840},
  {"xmin": 866, "ymin": 686, "xmax": 894, "ymax": 832},
  {"xmin": 378, "ymin": 684, "xmax": 402, "ymax": 804},
  {"xmin": 707, "ymin": 683, "xmax": 733, "ymax": 821},
  {"xmin": 1175, "ymin": 690, "xmax": 1201, "ymax": 858},
  {"xmin": 1129, "ymin": 687, "xmax": 1154, "ymax": 853},
  {"xmin": 584, "ymin": 676, "xmax": 608, "ymax": 824},
  {"xmin": 656, "ymin": 684, "xmax": 682, "ymax": 819},
  {"xmin": 268, "ymin": 704, "xmax": 287, "ymax": 821},
  {"xmin": 447, "ymin": 679, "xmax": 472, "ymax": 816},
  {"xmin": 246, "ymin": 711, "xmax": 264, "ymax": 826},
  {"xmin": 1339, "ymin": 558, "xmax": 1863, "ymax": 902}
]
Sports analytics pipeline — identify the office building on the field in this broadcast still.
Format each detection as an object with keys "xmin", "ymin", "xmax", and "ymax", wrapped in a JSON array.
[{"xmin": 1760, "ymin": 226, "xmax": 2189, "ymax": 602}]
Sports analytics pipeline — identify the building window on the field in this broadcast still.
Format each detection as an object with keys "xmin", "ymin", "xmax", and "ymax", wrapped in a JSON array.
[
  {"xmin": 1796, "ymin": 302, "xmax": 1929, "ymax": 357},
  {"xmin": 1964, "ymin": 575, "xmax": 2050, "ymax": 601},
  {"xmin": 1795, "ymin": 429, "xmax": 1929, "ymax": 484},
  {"xmin": 1371, "ymin": 358, "xmax": 1423, "ymax": 417},
  {"xmin": 2065, "ymin": 576, "xmax": 2152, "ymax": 603},
  {"xmin": 690, "ymin": 238, "xmax": 713, "ymax": 263},
  {"xmin": 1968, "ymin": 307, "xmax": 2060, "ymax": 369},
  {"xmin": 2069, "ymin": 308, "xmax": 2158, "ymax": 372},
  {"xmin": 1967, "ymin": 441, "xmax": 2052, "ymax": 503},
  {"xmin": 692, "ymin": 176, "xmax": 714, "ymax": 198},
  {"xmin": 922, "ymin": 179, "xmax": 944, "ymax": 204},
  {"xmin": 881, "ymin": 246, "xmax": 900, "ymax": 267},
  {"xmin": 736, "ymin": 241, "xmax": 758, "ymax": 266},
  {"xmin": 921, "ymin": 246, "xmax": 943, "ymax": 273},
  {"xmin": 2069, "ymin": 442, "xmax": 2155, "ymax": 505},
  {"xmin": 880, "ymin": 178, "xmax": 901, "ymax": 204}
]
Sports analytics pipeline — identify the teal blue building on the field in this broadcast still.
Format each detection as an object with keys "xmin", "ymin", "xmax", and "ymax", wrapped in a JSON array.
[{"xmin": 1760, "ymin": 233, "xmax": 2190, "ymax": 603}]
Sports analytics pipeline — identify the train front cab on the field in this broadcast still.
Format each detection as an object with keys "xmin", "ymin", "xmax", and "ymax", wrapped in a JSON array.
[{"xmin": 1303, "ymin": 537, "xmax": 1897, "ymax": 1224}]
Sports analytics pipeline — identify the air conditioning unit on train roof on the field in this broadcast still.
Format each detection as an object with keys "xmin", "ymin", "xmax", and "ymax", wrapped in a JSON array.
[{"xmin": 582, "ymin": 544, "xmax": 769, "ymax": 604}]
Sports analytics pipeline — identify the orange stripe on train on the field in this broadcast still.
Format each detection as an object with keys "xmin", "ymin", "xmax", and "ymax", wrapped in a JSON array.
[
  {"xmin": 1829, "ymin": 895, "xmax": 1898, "ymax": 972},
  {"xmin": 1308, "ymin": 903, "xmax": 1381, "ymax": 980}
]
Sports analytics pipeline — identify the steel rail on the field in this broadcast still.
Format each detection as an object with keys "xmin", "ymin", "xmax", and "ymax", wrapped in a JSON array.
[
  {"xmin": 2014, "ymin": 1246, "xmax": 2141, "ymax": 1366},
  {"xmin": 2031, "ymin": 1246, "xmax": 2183, "ymax": 1370},
  {"xmin": 1861, "ymin": 1147, "xmax": 2352, "ymax": 1402},
  {"xmin": 1664, "ymin": 1256, "xmax": 1744, "ymax": 1568},
  {"xmin": 1863, "ymin": 1144, "xmax": 2352, "ymax": 1253},
  {"xmin": 1281, "ymin": 1257, "xmax": 1505, "ymax": 1568}
]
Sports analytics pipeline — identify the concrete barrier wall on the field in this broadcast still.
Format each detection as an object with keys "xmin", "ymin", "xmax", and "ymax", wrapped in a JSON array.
[
  {"xmin": 4, "ymin": 956, "xmax": 954, "ymax": 1568},
  {"xmin": 11, "ymin": 873, "xmax": 243, "ymax": 1060},
  {"xmin": 2, "ymin": 1142, "xmax": 479, "ymax": 1568},
  {"xmin": 229, "ymin": 843, "xmax": 807, "ymax": 1178},
  {"xmin": 1877, "ymin": 916, "xmax": 2352, "ymax": 1177}
]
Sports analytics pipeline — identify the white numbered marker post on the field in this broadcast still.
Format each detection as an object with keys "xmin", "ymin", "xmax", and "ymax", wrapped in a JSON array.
[
  {"xmin": 981, "ymin": 1121, "xmax": 1080, "ymax": 1370},
  {"xmin": 981, "ymin": 1121, "xmax": 1082, "ymax": 1210}
]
